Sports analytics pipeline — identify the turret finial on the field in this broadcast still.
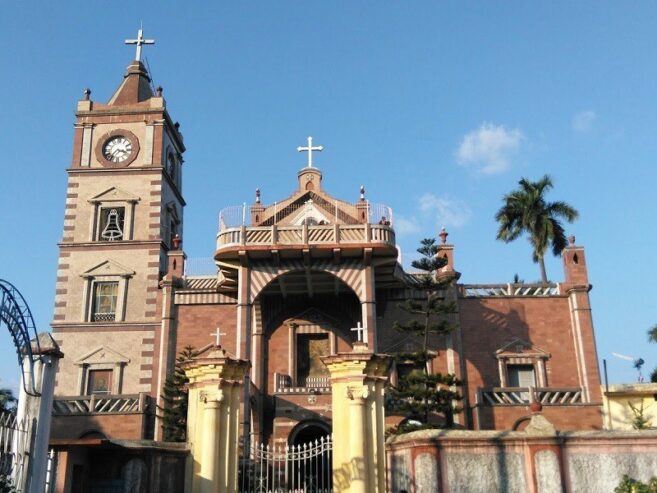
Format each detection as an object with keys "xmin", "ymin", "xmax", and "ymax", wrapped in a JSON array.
[{"xmin": 439, "ymin": 227, "xmax": 448, "ymax": 244}]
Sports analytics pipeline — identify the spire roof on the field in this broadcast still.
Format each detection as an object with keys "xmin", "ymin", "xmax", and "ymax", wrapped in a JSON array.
[{"xmin": 107, "ymin": 60, "xmax": 154, "ymax": 105}]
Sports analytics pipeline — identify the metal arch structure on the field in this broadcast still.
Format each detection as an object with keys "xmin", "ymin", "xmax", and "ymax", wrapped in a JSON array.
[{"xmin": 0, "ymin": 280, "xmax": 41, "ymax": 396}]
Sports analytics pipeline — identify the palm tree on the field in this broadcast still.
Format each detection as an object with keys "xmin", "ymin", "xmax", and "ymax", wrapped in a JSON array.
[
  {"xmin": 495, "ymin": 175, "xmax": 578, "ymax": 283},
  {"xmin": 648, "ymin": 325, "xmax": 657, "ymax": 383}
]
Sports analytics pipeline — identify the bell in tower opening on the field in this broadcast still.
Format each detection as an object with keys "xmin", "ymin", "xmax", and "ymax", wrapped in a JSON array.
[{"xmin": 100, "ymin": 208, "xmax": 125, "ymax": 241}]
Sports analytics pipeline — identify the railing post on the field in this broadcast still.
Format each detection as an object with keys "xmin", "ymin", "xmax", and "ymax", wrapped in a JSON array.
[
  {"xmin": 89, "ymin": 394, "xmax": 96, "ymax": 413},
  {"xmin": 303, "ymin": 222, "xmax": 309, "ymax": 244},
  {"xmin": 240, "ymin": 225, "xmax": 246, "ymax": 245},
  {"xmin": 365, "ymin": 223, "xmax": 372, "ymax": 242},
  {"xmin": 138, "ymin": 392, "xmax": 147, "ymax": 412},
  {"xmin": 334, "ymin": 224, "xmax": 340, "ymax": 244},
  {"xmin": 271, "ymin": 224, "xmax": 278, "ymax": 244},
  {"xmin": 474, "ymin": 388, "xmax": 483, "ymax": 430}
]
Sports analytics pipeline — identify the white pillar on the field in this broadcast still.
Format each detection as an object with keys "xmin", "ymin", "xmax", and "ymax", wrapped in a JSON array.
[{"xmin": 15, "ymin": 335, "xmax": 62, "ymax": 493}]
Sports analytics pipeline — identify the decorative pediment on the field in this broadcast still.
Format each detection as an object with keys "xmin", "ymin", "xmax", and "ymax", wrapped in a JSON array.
[
  {"xmin": 75, "ymin": 345, "xmax": 130, "ymax": 366},
  {"xmin": 80, "ymin": 259, "xmax": 135, "ymax": 279},
  {"xmin": 88, "ymin": 186, "xmax": 140, "ymax": 204},
  {"xmin": 289, "ymin": 199, "xmax": 332, "ymax": 226},
  {"xmin": 496, "ymin": 338, "xmax": 550, "ymax": 359},
  {"xmin": 285, "ymin": 308, "xmax": 339, "ymax": 327}
]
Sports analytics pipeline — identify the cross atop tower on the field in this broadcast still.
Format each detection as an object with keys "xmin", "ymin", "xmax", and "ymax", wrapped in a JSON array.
[
  {"xmin": 125, "ymin": 28, "xmax": 155, "ymax": 62},
  {"xmin": 297, "ymin": 136, "xmax": 323, "ymax": 168}
]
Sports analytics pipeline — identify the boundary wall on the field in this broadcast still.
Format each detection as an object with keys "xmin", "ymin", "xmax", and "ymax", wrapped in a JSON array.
[{"xmin": 387, "ymin": 426, "xmax": 657, "ymax": 493}]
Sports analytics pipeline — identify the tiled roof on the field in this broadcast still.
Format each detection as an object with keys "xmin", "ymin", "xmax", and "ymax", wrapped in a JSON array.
[{"xmin": 183, "ymin": 276, "xmax": 218, "ymax": 291}]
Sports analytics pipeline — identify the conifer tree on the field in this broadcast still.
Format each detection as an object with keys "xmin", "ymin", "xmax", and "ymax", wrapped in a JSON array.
[
  {"xmin": 389, "ymin": 238, "xmax": 462, "ymax": 432},
  {"xmin": 160, "ymin": 345, "xmax": 197, "ymax": 442}
]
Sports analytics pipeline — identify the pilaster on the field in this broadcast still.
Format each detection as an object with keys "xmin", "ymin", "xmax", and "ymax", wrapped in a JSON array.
[
  {"xmin": 183, "ymin": 346, "xmax": 250, "ymax": 493},
  {"xmin": 323, "ymin": 344, "xmax": 391, "ymax": 493}
]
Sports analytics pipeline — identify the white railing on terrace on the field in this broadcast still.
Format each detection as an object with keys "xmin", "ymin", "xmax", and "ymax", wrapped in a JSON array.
[
  {"xmin": 479, "ymin": 387, "xmax": 583, "ymax": 406},
  {"xmin": 219, "ymin": 201, "xmax": 394, "ymax": 231},
  {"xmin": 461, "ymin": 283, "xmax": 560, "ymax": 297},
  {"xmin": 218, "ymin": 223, "xmax": 395, "ymax": 248},
  {"xmin": 52, "ymin": 393, "xmax": 149, "ymax": 415},
  {"xmin": 274, "ymin": 373, "xmax": 331, "ymax": 393}
]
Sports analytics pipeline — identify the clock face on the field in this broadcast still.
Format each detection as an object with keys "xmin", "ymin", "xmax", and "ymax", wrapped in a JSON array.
[{"xmin": 103, "ymin": 136, "xmax": 133, "ymax": 163}]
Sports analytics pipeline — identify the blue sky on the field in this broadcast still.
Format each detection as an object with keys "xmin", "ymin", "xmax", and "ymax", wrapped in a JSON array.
[{"xmin": 1, "ymin": 2, "xmax": 656, "ymax": 389}]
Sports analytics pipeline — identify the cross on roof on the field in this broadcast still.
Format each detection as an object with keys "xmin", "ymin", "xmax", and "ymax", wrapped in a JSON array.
[
  {"xmin": 350, "ymin": 322, "xmax": 366, "ymax": 343},
  {"xmin": 210, "ymin": 328, "xmax": 226, "ymax": 347},
  {"xmin": 297, "ymin": 136, "xmax": 323, "ymax": 168},
  {"xmin": 125, "ymin": 28, "xmax": 155, "ymax": 62}
]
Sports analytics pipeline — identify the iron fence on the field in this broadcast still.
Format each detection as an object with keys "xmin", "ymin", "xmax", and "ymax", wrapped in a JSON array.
[
  {"xmin": 239, "ymin": 436, "xmax": 332, "ymax": 493},
  {"xmin": 0, "ymin": 412, "xmax": 30, "ymax": 491}
]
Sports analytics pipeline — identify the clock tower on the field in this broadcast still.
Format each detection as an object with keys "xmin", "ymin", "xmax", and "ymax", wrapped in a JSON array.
[{"xmin": 51, "ymin": 33, "xmax": 185, "ymax": 441}]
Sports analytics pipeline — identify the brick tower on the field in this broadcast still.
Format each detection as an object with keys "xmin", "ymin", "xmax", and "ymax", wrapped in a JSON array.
[{"xmin": 50, "ymin": 34, "xmax": 185, "ymax": 445}]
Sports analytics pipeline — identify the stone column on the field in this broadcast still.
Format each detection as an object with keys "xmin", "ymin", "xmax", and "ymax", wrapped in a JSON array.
[
  {"xmin": 183, "ymin": 346, "xmax": 250, "ymax": 493},
  {"xmin": 323, "ymin": 343, "xmax": 391, "ymax": 493},
  {"xmin": 14, "ymin": 334, "xmax": 63, "ymax": 493}
]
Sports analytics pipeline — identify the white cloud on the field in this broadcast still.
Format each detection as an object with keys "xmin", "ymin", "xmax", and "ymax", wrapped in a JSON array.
[
  {"xmin": 455, "ymin": 122, "xmax": 524, "ymax": 174},
  {"xmin": 572, "ymin": 110, "xmax": 596, "ymax": 133},
  {"xmin": 394, "ymin": 215, "xmax": 421, "ymax": 235},
  {"xmin": 418, "ymin": 193, "xmax": 472, "ymax": 228}
]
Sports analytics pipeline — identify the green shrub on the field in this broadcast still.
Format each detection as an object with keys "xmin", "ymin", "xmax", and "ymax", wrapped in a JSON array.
[{"xmin": 615, "ymin": 474, "xmax": 657, "ymax": 493}]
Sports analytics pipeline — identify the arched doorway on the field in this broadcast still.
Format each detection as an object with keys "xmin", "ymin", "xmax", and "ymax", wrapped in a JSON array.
[
  {"xmin": 289, "ymin": 420, "xmax": 331, "ymax": 447},
  {"xmin": 287, "ymin": 420, "xmax": 332, "ymax": 492}
]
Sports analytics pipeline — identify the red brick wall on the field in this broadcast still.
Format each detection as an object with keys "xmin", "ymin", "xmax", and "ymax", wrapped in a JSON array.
[
  {"xmin": 477, "ymin": 404, "xmax": 602, "ymax": 430},
  {"xmin": 51, "ymin": 414, "xmax": 146, "ymax": 440},
  {"xmin": 458, "ymin": 296, "xmax": 584, "ymax": 394},
  {"xmin": 175, "ymin": 303, "xmax": 238, "ymax": 356}
]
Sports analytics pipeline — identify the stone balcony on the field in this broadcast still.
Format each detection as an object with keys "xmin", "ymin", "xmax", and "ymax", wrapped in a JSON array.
[
  {"xmin": 51, "ymin": 393, "xmax": 152, "ymax": 440},
  {"xmin": 273, "ymin": 373, "xmax": 331, "ymax": 394},
  {"xmin": 52, "ymin": 393, "xmax": 150, "ymax": 415},
  {"xmin": 477, "ymin": 387, "xmax": 584, "ymax": 406},
  {"xmin": 216, "ymin": 223, "xmax": 396, "ymax": 254}
]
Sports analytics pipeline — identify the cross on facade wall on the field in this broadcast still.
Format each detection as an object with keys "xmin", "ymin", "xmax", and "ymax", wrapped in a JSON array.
[
  {"xmin": 125, "ymin": 28, "xmax": 155, "ymax": 62},
  {"xmin": 297, "ymin": 136, "xmax": 323, "ymax": 168},
  {"xmin": 350, "ymin": 322, "xmax": 366, "ymax": 343},
  {"xmin": 210, "ymin": 328, "xmax": 226, "ymax": 347}
]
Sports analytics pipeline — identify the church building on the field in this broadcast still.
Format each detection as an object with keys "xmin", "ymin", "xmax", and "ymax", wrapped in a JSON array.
[{"xmin": 48, "ymin": 33, "xmax": 603, "ymax": 491}]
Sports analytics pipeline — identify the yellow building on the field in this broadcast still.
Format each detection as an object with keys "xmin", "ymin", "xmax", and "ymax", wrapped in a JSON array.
[{"xmin": 602, "ymin": 383, "xmax": 657, "ymax": 430}]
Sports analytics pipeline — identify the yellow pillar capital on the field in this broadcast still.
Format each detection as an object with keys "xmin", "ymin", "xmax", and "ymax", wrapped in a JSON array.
[
  {"xmin": 183, "ymin": 345, "xmax": 250, "ymax": 493},
  {"xmin": 323, "ymin": 347, "xmax": 391, "ymax": 493}
]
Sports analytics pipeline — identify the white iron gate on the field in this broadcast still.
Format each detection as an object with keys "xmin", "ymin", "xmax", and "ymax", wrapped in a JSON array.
[
  {"xmin": 0, "ymin": 412, "xmax": 30, "ymax": 491},
  {"xmin": 239, "ymin": 436, "xmax": 332, "ymax": 493}
]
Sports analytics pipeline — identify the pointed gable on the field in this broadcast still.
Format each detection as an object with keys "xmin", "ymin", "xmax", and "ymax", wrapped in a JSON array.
[
  {"xmin": 75, "ymin": 346, "xmax": 130, "ymax": 366},
  {"xmin": 496, "ymin": 338, "xmax": 550, "ymax": 359},
  {"xmin": 80, "ymin": 259, "xmax": 135, "ymax": 279},
  {"xmin": 88, "ymin": 186, "xmax": 140, "ymax": 204}
]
